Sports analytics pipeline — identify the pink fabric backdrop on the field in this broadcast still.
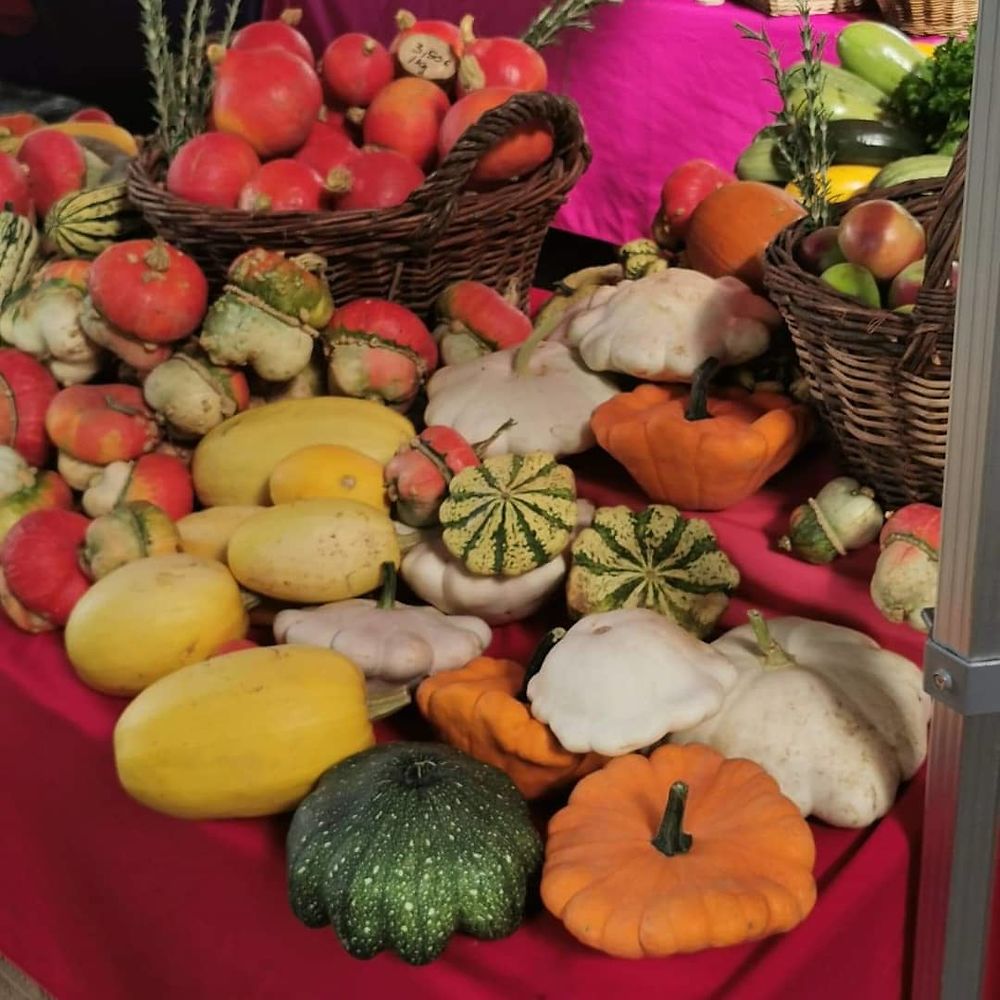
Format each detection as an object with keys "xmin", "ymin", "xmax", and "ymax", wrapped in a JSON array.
[{"xmin": 265, "ymin": 0, "xmax": 870, "ymax": 243}]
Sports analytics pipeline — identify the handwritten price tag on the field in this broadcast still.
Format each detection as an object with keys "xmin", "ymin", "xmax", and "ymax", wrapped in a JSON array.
[{"xmin": 397, "ymin": 34, "xmax": 457, "ymax": 81}]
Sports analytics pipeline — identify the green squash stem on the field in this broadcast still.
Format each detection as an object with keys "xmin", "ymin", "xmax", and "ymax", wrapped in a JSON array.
[
  {"xmin": 683, "ymin": 357, "xmax": 722, "ymax": 422},
  {"xmin": 513, "ymin": 310, "xmax": 557, "ymax": 375},
  {"xmin": 748, "ymin": 610, "xmax": 797, "ymax": 669},
  {"xmin": 651, "ymin": 781, "xmax": 694, "ymax": 856},
  {"xmin": 517, "ymin": 627, "xmax": 566, "ymax": 700},
  {"xmin": 376, "ymin": 561, "xmax": 398, "ymax": 610}
]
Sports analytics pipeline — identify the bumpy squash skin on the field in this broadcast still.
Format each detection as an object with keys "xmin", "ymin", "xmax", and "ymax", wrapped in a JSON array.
[
  {"xmin": 287, "ymin": 742, "xmax": 542, "ymax": 964},
  {"xmin": 65, "ymin": 553, "xmax": 248, "ymax": 695},
  {"xmin": 227, "ymin": 498, "xmax": 400, "ymax": 603},
  {"xmin": 114, "ymin": 645, "xmax": 373, "ymax": 819}
]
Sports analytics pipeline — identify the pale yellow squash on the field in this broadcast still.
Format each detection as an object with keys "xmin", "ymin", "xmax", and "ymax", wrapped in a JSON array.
[
  {"xmin": 65, "ymin": 553, "xmax": 248, "ymax": 695},
  {"xmin": 227, "ymin": 498, "xmax": 400, "ymax": 603},
  {"xmin": 176, "ymin": 505, "xmax": 265, "ymax": 563},
  {"xmin": 192, "ymin": 397, "xmax": 414, "ymax": 507},
  {"xmin": 113, "ymin": 645, "xmax": 374, "ymax": 819},
  {"xmin": 268, "ymin": 444, "xmax": 389, "ymax": 512}
]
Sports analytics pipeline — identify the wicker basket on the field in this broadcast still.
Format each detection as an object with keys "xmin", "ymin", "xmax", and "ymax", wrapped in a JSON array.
[
  {"xmin": 763, "ymin": 140, "xmax": 966, "ymax": 506},
  {"xmin": 739, "ymin": 0, "xmax": 869, "ymax": 17},
  {"xmin": 126, "ymin": 91, "xmax": 589, "ymax": 315},
  {"xmin": 874, "ymin": 0, "xmax": 977, "ymax": 36}
]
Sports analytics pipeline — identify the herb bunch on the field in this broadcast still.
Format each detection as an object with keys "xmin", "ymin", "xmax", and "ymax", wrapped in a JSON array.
[
  {"xmin": 139, "ymin": 0, "xmax": 242, "ymax": 156},
  {"xmin": 738, "ymin": 1, "xmax": 832, "ymax": 227},
  {"xmin": 891, "ymin": 25, "xmax": 976, "ymax": 154},
  {"xmin": 522, "ymin": 0, "xmax": 624, "ymax": 50}
]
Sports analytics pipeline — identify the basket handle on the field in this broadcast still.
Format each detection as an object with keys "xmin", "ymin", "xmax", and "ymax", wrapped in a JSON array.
[{"xmin": 403, "ymin": 90, "xmax": 590, "ymax": 249}]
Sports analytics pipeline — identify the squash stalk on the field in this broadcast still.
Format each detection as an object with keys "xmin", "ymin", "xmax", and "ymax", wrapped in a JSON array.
[
  {"xmin": 683, "ymin": 357, "xmax": 722, "ymax": 422},
  {"xmin": 517, "ymin": 627, "xmax": 566, "ymax": 700},
  {"xmin": 651, "ymin": 780, "xmax": 693, "ymax": 856},
  {"xmin": 377, "ymin": 561, "xmax": 398, "ymax": 610},
  {"xmin": 748, "ymin": 610, "xmax": 796, "ymax": 669}
]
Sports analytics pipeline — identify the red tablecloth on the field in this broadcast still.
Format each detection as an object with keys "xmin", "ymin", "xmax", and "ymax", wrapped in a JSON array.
[
  {"xmin": 2, "ymin": 440, "xmax": 942, "ymax": 1000},
  {"xmin": 267, "ymin": 0, "xmax": 869, "ymax": 244}
]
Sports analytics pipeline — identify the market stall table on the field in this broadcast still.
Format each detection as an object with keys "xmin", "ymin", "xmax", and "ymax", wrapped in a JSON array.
[
  {"xmin": 1, "ymin": 442, "xmax": 940, "ymax": 1000},
  {"xmin": 268, "ymin": 0, "xmax": 868, "ymax": 244}
]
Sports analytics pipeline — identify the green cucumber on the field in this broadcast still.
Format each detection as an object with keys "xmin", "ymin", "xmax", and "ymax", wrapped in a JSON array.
[
  {"xmin": 787, "ymin": 60, "xmax": 889, "ymax": 109},
  {"xmin": 871, "ymin": 155, "xmax": 954, "ymax": 189},
  {"xmin": 786, "ymin": 82, "xmax": 887, "ymax": 123},
  {"xmin": 736, "ymin": 137, "xmax": 789, "ymax": 183},
  {"xmin": 837, "ymin": 22, "xmax": 927, "ymax": 97}
]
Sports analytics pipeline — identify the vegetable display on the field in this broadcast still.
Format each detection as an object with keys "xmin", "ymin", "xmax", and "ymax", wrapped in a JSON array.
[{"xmin": 287, "ymin": 742, "xmax": 542, "ymax": 964}]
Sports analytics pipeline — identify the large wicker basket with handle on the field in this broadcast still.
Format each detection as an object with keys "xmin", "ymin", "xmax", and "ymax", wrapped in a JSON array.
[
  {"xmin": 126, "ymin": 91, "xmax": 589, "ymax": 314},
  {"xmin": 763, "ymin": 140, "xmax": 966, "ymax": 506}
]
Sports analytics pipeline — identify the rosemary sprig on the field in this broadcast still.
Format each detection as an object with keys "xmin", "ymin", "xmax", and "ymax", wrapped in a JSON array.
[
  {"xmin": 522, "ymin": 0, "xmax": 624, "ymax": 50},
  {"xmin": 737, "ymin": 0, "xmax": 832, "ymax": 227},
  {"xmin": 138, "ymin": 0, "xmax": 242, "ymax": 157}
]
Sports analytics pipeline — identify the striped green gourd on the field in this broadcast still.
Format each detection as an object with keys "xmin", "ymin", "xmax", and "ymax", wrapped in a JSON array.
[
  {"xmin": 287, "ymin": 742, "xmax": 542, "ymax": 965},
  {"xmin": 43, "ymin": 180, "xmax": 143, "ymax": 258},
  {"xmin": 567, "ymin": 504, "xmax": 740, "ymax": 637},
  {"xmin": 439, "ymin": 451, "xmax": 577, "ymax": 576},
  {"xmin": 0, "ymin": 211, "xmax": 39, "ymax": 309}
]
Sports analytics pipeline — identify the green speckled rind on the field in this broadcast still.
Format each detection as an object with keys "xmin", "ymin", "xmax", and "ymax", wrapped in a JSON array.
[
  {"xmin": 228, "ymin": 248, "xmax": 334, "ymax": 328},
  {"xmin": 567, "ymin": 504, "xmax": 740, "ymax": 637},
  {"xmin": 287, "ymin": 742, "xmax": 542, "ymax": 965},
  {"xmin": 438, "ymin": 452, "xmax": 577, "ymax": 577}
]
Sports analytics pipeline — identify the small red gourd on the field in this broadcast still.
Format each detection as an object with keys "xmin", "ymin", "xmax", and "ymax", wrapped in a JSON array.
[
  {"xmin": 0, "ymin": 152, "xmax": 33, "ymax": 218},
  {"xmin": 293, "ymin": 122, "xmax": 359, "ymax": 180},
  {"xmin": 652, "ymin": 159, "xmax": 737, "ymax": 247},
  {"xmin": 0, "ymin": 350, "xmax": 58, "ymax": 467},
  {"xmin": 81, "ymin": 452, "xmax": 194, "ymax": 521},
  {"xmin": 68, "ymin": 107, "xmax": 115, "ymax": 124},
  {"xmin": 45, "ymin": 384, "xmax": 160, "ymax": 466},
  {"xmin": 439, "ymin": 87, "xmax": 553, "ymax": 183},
  {"xmin": 321, "ymin": 33, "xmax": 394, "ymax": 108},
  {"xmin": 0, "ymin": 508, "xmax": 91, "ymax": 632},
  {"xmin": 328, "ymin": 149, "xmax": 424, "ymax": 211},
  {"xmin": 238, "ymin": 159, "xmax": 328, "ymax": 213},
  {"xmin": 389, "ymin": 9, "xmax": 465, "ymax": 84},
  {"xmin": 362, "ymin": 78, "xmax": 450, "ymax": 170},
  {"xmin": 0, "ymin": 113, "xmax": 44, "ymax": 136},
  {"xmin": 88, "ymin": 239, "xmax": 209, "ymax": 344},
  {"xmin": 457, "ymin": 21, "xmax": 548, "ymax": 96},
  {"xmin": 166, "ymin": 132, "xmax": 261, "ymax": 208},
  {"xmin": 230, "ymin": 8, "xmax": 314, "ymax": 64},
  {"xmin": 324, "ymin": 299, "xmax": 438, "ymax": 409},
  {"xmin": 434, "ymin": 280, "xmax": 531, "ymax": 364},
  {"xmin": 210, "ymin": 44, "xmax": 323, "ymax": 158},
  {"xmin": 0, "ymin": 449, "xmax": 73, "ymax": 545},
  {"xmin": 17, "ymin": 130, "xmax": 86, "ymax": 217}
]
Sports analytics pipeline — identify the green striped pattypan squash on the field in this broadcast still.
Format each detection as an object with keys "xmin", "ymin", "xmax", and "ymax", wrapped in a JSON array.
[
  {"xmin": 438, "ymin": 451, "xmax": 577, "ymax": 577},
  {"xmin": 567, "ymin": 504, "xmax": 739, "ymax": 637}
]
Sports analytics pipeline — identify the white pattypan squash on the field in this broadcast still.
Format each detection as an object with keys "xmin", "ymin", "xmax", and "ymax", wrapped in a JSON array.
[
  {"xmin": 671, "ymin": 613, "xmax": 932, "ymax": 828},
  {"xmin": 423, "ymin": 340, "xmax": 619, "ymax": 458},
  {"xmin": 556, "ymin": 268, "xmax": 780, "ymax": 382},
  {"xmin": 401, "ymin": 500, "xmax": 595, "ymax": 625},
  {"xmin": 526, "ymin": 608, "xmax": 738, "ymax": 756},
  {"xmin": 272, "ymin": 564, "xmax": 491, "ymax": 712}
]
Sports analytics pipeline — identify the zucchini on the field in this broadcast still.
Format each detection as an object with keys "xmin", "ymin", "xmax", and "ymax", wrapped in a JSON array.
[
  {"xmin": 787, "ymin": 60, "xmax": 889, "ymax": 109},
  {"xmin": 736, "ymin": 137, "xmax": 788, "ymax": 183},
  {"xmin": 0, "ymin": 211, "xmax": 38, "ymax": 310},
  {"xmin": 837, "ymin": 22, "xmax": 927, "ymax": 97},
  {"xmin": 786, "ymin": 82, "xmax": 887, "ymax": 123},
  {"xmin": 43, "ymin": 180, "xmax": 144, "ymax": 259},
  {"xmin": 871, "ymin": 155, "xmax": 954, "ymax": 190}
]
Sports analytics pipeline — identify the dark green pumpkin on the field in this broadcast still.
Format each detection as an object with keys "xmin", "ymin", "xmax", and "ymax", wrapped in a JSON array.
[{"xmin": 286, "ymin": 742, "xmax": 542, "ymax": 965}]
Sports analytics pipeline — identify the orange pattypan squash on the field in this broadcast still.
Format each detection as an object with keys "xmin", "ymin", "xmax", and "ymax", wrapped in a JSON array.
[
  {"xmin": 591, "ymin": 358, "xmax": 811, "ymax": 511},
  {"xmin": 541, "ymin": 743, "xmax": 817, "ymax": 958},
  {"xmin": 415, "ymin": 629, "xmax": 607, "ymax": 800}
]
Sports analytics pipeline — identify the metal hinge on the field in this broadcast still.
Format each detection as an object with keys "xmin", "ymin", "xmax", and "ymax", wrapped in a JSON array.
[{"xmin": 922, "ymin": 609, "xmax": 1000, "ymax": 715}]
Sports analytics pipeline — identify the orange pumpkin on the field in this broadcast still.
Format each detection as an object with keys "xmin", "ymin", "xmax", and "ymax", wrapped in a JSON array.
[
  {"xmin": 415, "ymin": 630, "xmax": 607, "ymax": 799},
  {"xmin": 541, "ymin": 744, "xmax": 817, "ymax": 958},
  {"xmin": 591, "ymin": 360, "xmax": 812, "ymax": 511},
  {"xmin": 685, "ymin": 180, "xmax": 805, "ymax": 289}
]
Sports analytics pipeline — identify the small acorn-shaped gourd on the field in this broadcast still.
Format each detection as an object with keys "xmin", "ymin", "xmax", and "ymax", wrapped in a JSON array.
[
  {"xmin": 778, "ymin": 476, "xmax": 884, "ymax": 564},
  {"xmin": 617, "ymin": 238, "xmax": 668, "ymax": 280}
]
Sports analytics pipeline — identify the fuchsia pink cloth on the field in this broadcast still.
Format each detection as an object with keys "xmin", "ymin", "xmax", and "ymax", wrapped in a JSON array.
[{"xmin": 265, "ymin": 0, "xmax": 866, "ymax": 244}]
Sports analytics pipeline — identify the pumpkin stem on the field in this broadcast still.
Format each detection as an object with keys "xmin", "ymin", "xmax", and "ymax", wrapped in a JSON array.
[
  {"xmin": 376, "ymin": 562, "xmax": 398, "ymax": 610},
  {"xmin": 748, "ymin": 610, "xmax": 796, "ymax": 669},
  {"xmin": 652, "ymin": 781, "xmax": 693, "ymax": 856},
  {"xmin": 518, "ymin": 627, "xmax": 566, "ymax": 700},
  {"xmin": 684, "ymin": 357, "xmax": 722, "ymax": 422},
  {"xmin": 472, "ymin": 419, "xmax": 516, "ymax": 457}
]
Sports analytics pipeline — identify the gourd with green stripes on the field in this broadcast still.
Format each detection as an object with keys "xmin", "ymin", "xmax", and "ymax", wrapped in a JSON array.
[
  {"xmin": 0, "ymin": 211, "xmax": 39, "ymax": 309},
  {"xmin": 286, "ymin": 742, "xmax": 542, "ymax": 965},
  {"xmin": 438, "ymin": 451, "xmax": 577, "ymax": 576},
  {"xmin": 43, "ymin": 180, "xmax": 144, "ymax": 259},
  {"xmin": 567, "ymin": 504, "xmax": 740, "ymax": 637}
]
